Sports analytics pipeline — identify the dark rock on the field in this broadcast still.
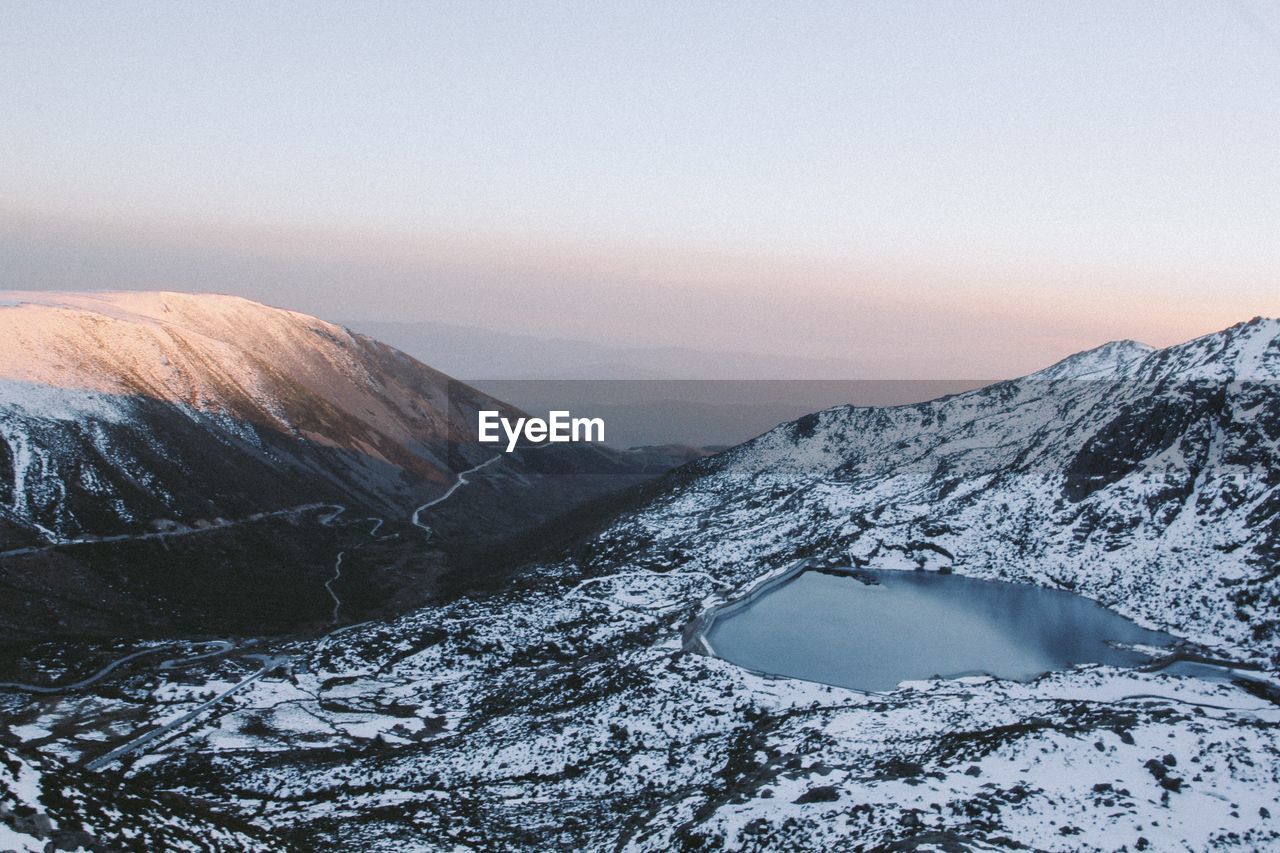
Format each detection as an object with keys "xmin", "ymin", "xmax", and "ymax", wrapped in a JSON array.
[
  {"xmin": 47, "ymin": 830, "xmax": 102, "ymax": 851},
  {"xmin": 878, "ymin": 758, "xmax": 925, "ymax": 779},
  {"xmin": 12, "ymin": 812, "xmax": 52, "ymax": 839},
  {"xmin": 793, "ymin": 785, "xmax": 840, "ymax": 804}
]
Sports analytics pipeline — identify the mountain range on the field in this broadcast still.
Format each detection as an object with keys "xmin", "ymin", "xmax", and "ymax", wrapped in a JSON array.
[
  {"xmin": 0, "ymin": 292, "xmax": 694, "ymax": 638},
  {"xmin": 0, "ymin": 302, "xmax": 1277, "ymax": 850},
  {"xmin": 593, "ymin": 316, "xmax": 1278, "ymax": 661}
]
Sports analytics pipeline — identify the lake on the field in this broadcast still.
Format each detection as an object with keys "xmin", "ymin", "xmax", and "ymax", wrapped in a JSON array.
[{"xmin": 703, "ymin": 568, "xmax": 1176, "ymax": 692}]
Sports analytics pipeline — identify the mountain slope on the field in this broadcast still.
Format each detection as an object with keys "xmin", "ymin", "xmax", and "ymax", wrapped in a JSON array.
[
  {"xmin": 5, "ymin": 318, "xmax": 1279, "ymax": 851},
  {"xmin": 0, "ymin": 739, "xmax": 275, "ymax": 851},
  {"xmin": 590, "ymin": 316, "xmax": 1280, "ymax": 660},
  {"xmin": 0, "ymin": 291, "xmax": 520, "ymax": 543},
  {"xmin": 0, "ymin": 291, "xmax": 679, "ymax": 638}
]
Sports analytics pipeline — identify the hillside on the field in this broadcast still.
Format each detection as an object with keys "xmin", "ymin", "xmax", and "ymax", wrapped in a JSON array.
[
  {"xmin": 0, "ymin": 290, "xmax": 521, "ymax": 542},
  {"xmin": 0, "ymin": 291, "xmax": 681, "ymax": 638},
  {"xmin": 591, "ymin": 316, "xmax": 1280, "ymax": 660},
  {"xmin": 9, "ymin": 318, "xmax": 1274, "ymax": 850}
]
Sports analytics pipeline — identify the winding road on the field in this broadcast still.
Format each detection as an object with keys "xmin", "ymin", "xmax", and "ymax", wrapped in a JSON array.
[
  {"xmin": 0, "ymin": 503, "xmax": 345, "ymax": 560},
  {"xmin": 410, "ymin": 454, "xmax": 504, "ymax": 534},
  {"xmin": 325, "ymin": 552, "xmax": 346, "ymax": 624},
  {"xmin": 158, "ymin": 641, "xmax": 235, "ymax": 671},
  {"xmin": 41, "ymin": 448, "xmax": 513, "ymax": 770},
  {"xmin": 84, "ymin": 654, "xmax": 290, "ymax": 771},
  {"xmin": 0, "ymin": 645, "xmax": 177, "ymax": 694},
  {"xmin": 0, "ymin": 640, "xmax": 238, "ymax": 693}
]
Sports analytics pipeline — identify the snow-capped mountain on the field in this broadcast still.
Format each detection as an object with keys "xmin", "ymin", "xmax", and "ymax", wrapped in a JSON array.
[
  {"xmin": 3, "ymin": 317, "xmax": 1278, "ymax": 851},
  {"xmin": 0, "ymin": 291, "xmax": 681, "ymax": 638},
  {"xmin": 594, "ymin": 316, "xmax": 1280, "ymax": 661},
  {"xmin": 0, "ymin": 290, "xmax": 519, "ymax": 543}
]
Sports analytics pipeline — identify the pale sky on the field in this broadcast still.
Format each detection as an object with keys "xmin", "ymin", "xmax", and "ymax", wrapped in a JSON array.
[{"xmin": 2, "ymin": 2, "xmax": 1278, "ymax": 377}]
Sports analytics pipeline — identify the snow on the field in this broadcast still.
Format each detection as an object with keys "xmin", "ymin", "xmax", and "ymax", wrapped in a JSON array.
[
  {"xmin": 0, "ymin": 824, "xmax": 42, "ymax": 852},
  {"xmin": 9, "ymin": 722, "xmax": 52, "ymax": 741},
  {"xmin": 1, "ymin": 306, "xmax": 1277, "ymax": 849},
  {"xmin": 0, "ymin": 291, "xmax": 335, "ymax": 425},
  {"xmin": 0, "ymin": 289, "xmax": 484, "ymax": 542},
  {"xmin": 0, "ymin": 379, "xmax": 132, "ymax": 423},
  {"xmin": 1031, "ymin": 338, "xmax": 1157, "ymax": 380}
]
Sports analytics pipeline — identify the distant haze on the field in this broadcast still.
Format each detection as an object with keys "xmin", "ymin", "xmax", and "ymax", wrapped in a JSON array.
[
  {"xmin": 3, "ymin": 3, "xmax": 1278, "ymax": 378},
  {"xmin": 348, "ymin": 319, "xmax": 866, "ymax": 380}
]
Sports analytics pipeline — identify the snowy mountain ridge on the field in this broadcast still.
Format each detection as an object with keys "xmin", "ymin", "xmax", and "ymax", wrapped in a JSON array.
[
  {"xmin": 0, "ymin": 290, "xmax": 510, "ymax": 542},
  {"xmin": 1029, "ymin": 337, "xmax": 1157, "ymax": 381},
  {"xmin": 594, "ymin": 315, "xmax": 1280, "ymax": 658},
  {"xmin": 4, "ymin": 315, "xmax": 1280, "ymax": 850},
  {"xmin": 1, "ymin": 290, "xmax": 421, "ymax": 436},
  {"xmin": 1029, "ymin": 317, "xmax": 1278, "ymax": 382},
  {"xmin": 0, "ymin": 291, "xmax": 698, "ymax": 638}
]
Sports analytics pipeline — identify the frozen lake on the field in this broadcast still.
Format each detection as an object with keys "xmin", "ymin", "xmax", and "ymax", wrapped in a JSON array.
[{"xmin": 704, "ymin": 568, "xmax": 1176, "ymax": 692}]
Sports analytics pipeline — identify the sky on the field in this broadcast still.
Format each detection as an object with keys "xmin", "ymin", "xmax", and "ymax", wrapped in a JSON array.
[{"xmin": 2, "ymin": 1, "xmax": 1278, "ymax": 377}]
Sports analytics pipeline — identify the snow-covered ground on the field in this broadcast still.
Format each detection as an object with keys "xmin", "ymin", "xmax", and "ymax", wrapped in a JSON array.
[{"xmin": 3, "ymin": 315, "xmax": 1278, "ymax": 850}]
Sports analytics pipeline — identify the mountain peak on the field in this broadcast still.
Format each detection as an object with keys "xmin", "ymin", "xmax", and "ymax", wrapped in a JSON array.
[
  {"xmin": 0, "ymin": 290, "xmax": 362, "ymax": 420},
  {"xmin": 1138, "ymin": 315, "xmax": 1280, "ymax": 382},
  {"xmin": 1029, "ymin": 338, "xmax": 1156, "ymax": 381},
  {"xmin": 0, "ymin": 289, "xmax": 500, "ymax": 538},
  {"xmin": 1028, "ymin": 318, "xmax": 1279, "ymax": 384}
]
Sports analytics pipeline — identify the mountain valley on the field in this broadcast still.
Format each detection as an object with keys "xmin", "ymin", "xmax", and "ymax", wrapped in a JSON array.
[
  {"xmin": 1, "ymin": 306, "xmax": 1278, "ymax": 850},
  {"xmin": 0, "ymin": 292, "xmax": 694, "ymax": 639}
]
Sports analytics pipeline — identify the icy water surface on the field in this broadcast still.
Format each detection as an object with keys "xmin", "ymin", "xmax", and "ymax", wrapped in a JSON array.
[{"xmin": 705, "ymin": 569, "xmax": 1176, "ymax": 692}]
